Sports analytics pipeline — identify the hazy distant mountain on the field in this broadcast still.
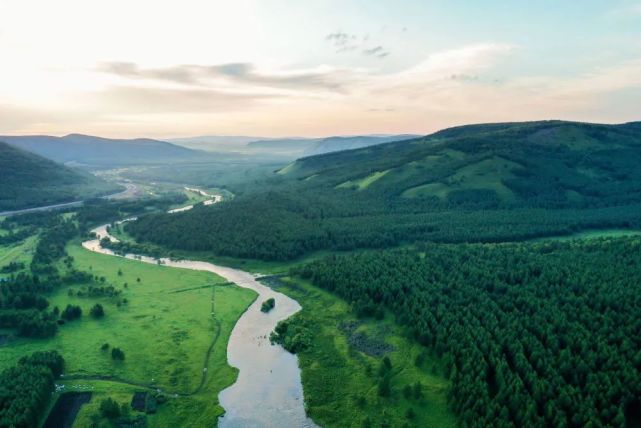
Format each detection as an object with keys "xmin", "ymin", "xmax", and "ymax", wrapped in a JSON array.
[
  {"xmin": 246, "ymin": 135, "xmax": 421, "ymax": 157},
  {"xmin": 0, "ymin": 134, "xmax": 210, "ymax": 167},
  {"xmin": 168, "ymin": 134, "xmax": 421, "ymax": 157},
  {"xmin": 245, "ymin": 138, "xmax": 320, "ymax": 155},
  {"xmin": 167, "ymin": 135, "xmax": 271, "ymax": 152},
  {"xmin": 302, "ymin": 135, "xmax": 421, "ymax": 156},
  {"xmin": 0, "ymin": 141, "xmax": 120, "ymax": 211}
]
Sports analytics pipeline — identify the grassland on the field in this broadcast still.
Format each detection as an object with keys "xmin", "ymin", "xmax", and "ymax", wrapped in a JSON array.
[
  {"xmin": 0, "ymin": 234, "xmax": 36, "ymax": 279},
  {"xmin": 271, "ymin": 277, "xmax": 456, "ymax": 428},
  {"xmin": 402, "ymin": 156, "xmax": 519, "ymax": 200},
  {"xmin": 532, "ymin": 228, "xmax": 641, "ymax": 242},
  {"xmin": 0, "ymin": 242, "xmax": 256, "ymax": 427},
  {"xmin": 337, "ymin": 170, "xmax": 390, "ymax": 190}
]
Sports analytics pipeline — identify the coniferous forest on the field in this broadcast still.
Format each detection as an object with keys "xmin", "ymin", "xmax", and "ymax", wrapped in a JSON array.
[{"xmin": 295, "ymin": 238, "xmax": 641, "ymax": 427}]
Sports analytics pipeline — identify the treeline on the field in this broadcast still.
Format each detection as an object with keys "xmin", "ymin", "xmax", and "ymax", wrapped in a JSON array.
[
  {"xmin": 30, "ymin": 217, "xmax": 78, "ymax": 275},
  {"xmin": 0, "ymin": 351, "xmax": 64, "ymax": 427},
  {"xmin": 75, "ymin": 193, "xmax": 187, "ymax": 229},
  {"xmin": 1, "ymin": 196, "xmax": 182, "ymax": 338},
  {"xmin": 295, "ymin": 238, "xmax": 641, "ymax": 427},
  {"xmin": 0, "ymin": 273, "xmax": 60, "ymax": 337},
  {"xmin": 126, "ymin": 189, "xmax": 641, "ymax": 260}
]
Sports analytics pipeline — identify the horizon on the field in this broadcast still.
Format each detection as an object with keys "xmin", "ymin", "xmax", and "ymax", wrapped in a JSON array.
[
  {"xmin": 1, "ymin": 118, "xmax": 640, "ymax": 142},
  {"xmin": 1, "ymin": 0, "xmax": 641, "ymax": 138}
]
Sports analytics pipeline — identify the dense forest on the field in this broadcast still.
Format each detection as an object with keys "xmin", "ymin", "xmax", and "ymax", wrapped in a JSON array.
[
  {"xmin": 0, "ymin": 141, "xmax": 120, "ymax": 211},
  {"xmin": 0, "ymin": 351, "xmax": 64, "ymax": 427},
  {"xmin": 294, "ymin": 238, "xmax": 641, "ymax": 427},
  {"xmin": 127, "ymin": 190, "xmax": 641, "ymax": 260},
  {"xmin": 125, "ymin": 121, "xmax": 641, "ymax": 261}
]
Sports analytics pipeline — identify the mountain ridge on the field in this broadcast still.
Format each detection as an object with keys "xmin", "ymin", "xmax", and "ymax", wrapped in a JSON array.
[
  {"xmin": 0, "ymin": 134, "xmax": 209, "ymax": 167},
  {"xmin": 0, "ymin": 141, "xmax": 120, "ymax": 211}
]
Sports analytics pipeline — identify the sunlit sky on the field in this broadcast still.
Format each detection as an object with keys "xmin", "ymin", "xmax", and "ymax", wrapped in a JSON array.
[{"xmin": 1, "ymin": 0, "xmax": 640, "ymax": 138}]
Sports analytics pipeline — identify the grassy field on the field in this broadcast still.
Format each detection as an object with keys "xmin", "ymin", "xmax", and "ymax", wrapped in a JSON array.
[
  {"xmin": 402, "ymin": 156, "xmax": 519, "ymax": 201},
  {"xmin": 0, "ymin": 234, "xmax": 37, "ymax": 279},
  {"xmin": 0, "ymin": 241, "xmax": 256, "ymax": 427},
  {"xmin": 271, "ymin": 277, "xmax": 456, "ymax": 428},
  {"xmin": 337, "ymin": 170, "xmax": 390, "ymax": 190},
  {"xmin": 531, "ymin": 228, "xmax": 641, "ymax": 242}
]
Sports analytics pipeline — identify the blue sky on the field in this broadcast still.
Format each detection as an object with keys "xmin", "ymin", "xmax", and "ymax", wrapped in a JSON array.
[{"xmin": 0, "ymin": 0, "xmax": 640, "ymax": 137}]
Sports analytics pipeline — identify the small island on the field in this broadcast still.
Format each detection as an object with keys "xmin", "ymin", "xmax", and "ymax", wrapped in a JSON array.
[{"xmin": 260, "ymin": 298, "xmax": 276, "ymax": 313}]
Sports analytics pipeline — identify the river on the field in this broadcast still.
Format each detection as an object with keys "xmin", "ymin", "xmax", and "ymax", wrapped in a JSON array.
[{"xmin": 81, "ymin": 200, "xmax": 318, "ymax": 427}]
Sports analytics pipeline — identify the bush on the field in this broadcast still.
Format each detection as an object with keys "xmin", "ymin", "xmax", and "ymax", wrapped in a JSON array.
[
  {"xmin": 261, "ymin": 298, "xmax": 276, "ymax": 313},
  {"xmin": 378, "ymin": 375, "xmax": 391, "ymax": 397},
  {"xmin": 61, "ymin": 304, "xmax": 82, "ymax": 321},
  {"xmin": 99, "ymin": 398, "xmax": 121, "ymax": 419},
  {"xmin": 111, "ymin": 347, "xmax": 125, "ymax": 361},
  {"xmin": 90, "ymin": 303, "xmax": 105, "ymax": 318}
]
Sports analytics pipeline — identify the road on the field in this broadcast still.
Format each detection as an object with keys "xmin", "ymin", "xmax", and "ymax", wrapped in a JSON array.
[{"xmin": 0, "ymin": 186, "xmax": 133, "ymax": 217}]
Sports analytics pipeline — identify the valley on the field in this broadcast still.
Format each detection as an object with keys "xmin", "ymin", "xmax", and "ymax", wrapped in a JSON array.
[{"xmin": 2, "ymin": 120, "xmax": 641, "ymax": 428}]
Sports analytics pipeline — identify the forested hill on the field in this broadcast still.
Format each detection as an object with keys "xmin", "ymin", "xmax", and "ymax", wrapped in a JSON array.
[
  {"xmin": 279, "ymin": 120, "xmax": 641, "ymax": 208},
  {"xmin": 0, "ymin": 134, "xmax": 213, "ymax": 167},
  {"xmin": 0, "ymin": 141, "xmax": 119, "ymax": 211},
  {"xmin": 126, "ymin": 120, "xmax": 641, "ymax": 260}
]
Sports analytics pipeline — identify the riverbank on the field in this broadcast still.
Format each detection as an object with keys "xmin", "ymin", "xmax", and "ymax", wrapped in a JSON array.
[
  {"xmin": 265, "ymin": 277, "xmax": 457, "ymax": 428},
  {"xmin": 85, "ymin": 224, "xmax": 318, "ymax": 427},
  {"xmin": 0, "ymin": 240, "xmax": 256, "ymax": 426}
]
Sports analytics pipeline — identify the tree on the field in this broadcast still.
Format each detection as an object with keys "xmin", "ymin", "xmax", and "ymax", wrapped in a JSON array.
[
  {"xmin": 405, "ymin": 408, "xmax": 416, "ymax": 420},
  {"xmin": 261, "ymin": 298, "xmax": 276, "ymax": 313},
  {"xmin": 111, "ymin": 347, "xmax": 125, "ymax": 361},
  {"xmin": 90, "ymin": 303, "xmax": 105, "ymax": 318},
  {"xmin": 61, "ymin": 304, "xmax": 82, "ymax": 321},
  {"xmin": 99, "ymin": 398, "xmax": 121, "ymax": 419},
  {"xmin": 378, "ymin": 375, "xmax": 391, "ymax": 397}
]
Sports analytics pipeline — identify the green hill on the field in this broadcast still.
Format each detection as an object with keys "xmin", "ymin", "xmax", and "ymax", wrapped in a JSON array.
[
  {"xmin": 279, "ymin": 120, "xmax": 641, "ymax": 207},
  {"xmin": 0, "ymin": 141, "xmax": 120, "ymax": 211},
  {"xmin": 0, "ymin": 134, "xmax": 215, "ymax": 167},
  {"xmin": 126, "ymin": 121, "xmax": 641, "ymax": 260}
]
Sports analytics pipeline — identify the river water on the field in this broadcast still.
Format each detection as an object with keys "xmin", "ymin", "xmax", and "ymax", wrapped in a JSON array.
[{"xmin": 82, "ymin": 221, "xmax": 318, "ymax": 427}]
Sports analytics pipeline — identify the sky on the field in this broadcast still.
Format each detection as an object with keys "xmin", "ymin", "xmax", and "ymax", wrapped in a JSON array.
[{"xmin": 1, "ymin": 0, "xmax": 640, "ymax": 138}]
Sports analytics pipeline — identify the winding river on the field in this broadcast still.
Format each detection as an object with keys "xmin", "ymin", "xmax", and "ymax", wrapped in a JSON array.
[{"xmin": 81, "ymin": 197, "xmax": 318, "ymax": 427}]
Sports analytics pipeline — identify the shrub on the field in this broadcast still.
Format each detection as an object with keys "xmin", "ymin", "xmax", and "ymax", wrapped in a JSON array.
[
  {"xmin": 111, "ymin": 347, "xmax": 125, "ymax": 361},
  {"xmin": 261, "ymin": 298, "xmax": 276, "ymax": 313},
  {"xmin": 61, "ymin": 304, "xmax": 82, "ymax": 321},
  {"xmin": 99, "ymin": 398, "xmax": 121, "ymax": 419},
  {"xmin": 90, "ymin": 303, "xmax": 105, "ymax": 318}
]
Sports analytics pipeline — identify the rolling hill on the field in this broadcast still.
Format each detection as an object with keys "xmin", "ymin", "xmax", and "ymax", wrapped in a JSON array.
[
  {"xmin": 126, "ymin": 120, "xmax": 641, "ymax": 260},
  {"xmin": 279, "ymin": 120, "xmax": 641, "ymax": 207},
  {"xmin": 245, "ymin": 134, "xmax": 420, "ymax": 157},
  {"xmin": 0, "ymin": 141, "xmax": 121, "ymax": 211},
  {"xmin": 167, "ymin": 134, "xmax": 420, "ymax": 158},
  {"xmin": 0, "ymin": 134, "xmax": 213, "ymax": 167},
  {"xmin": 302, "ymin": 134, "xmax": 421, "ymax": 156}
]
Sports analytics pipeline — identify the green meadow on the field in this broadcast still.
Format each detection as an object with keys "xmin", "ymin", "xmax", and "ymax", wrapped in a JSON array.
[
  {"xmin": 272, "ymin": 278, "xmax": 456, "ymax": 428},
  {"xmin": 0, "ymin": 234, "xmax": 36, "ymax": 279},
  {"xmin": 0, "ymin": 242, "xmax": 256, "ymax": 427}
]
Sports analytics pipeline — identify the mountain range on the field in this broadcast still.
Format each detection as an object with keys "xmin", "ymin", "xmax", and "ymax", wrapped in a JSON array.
[
  {"xmin": 0, "ymin": 141, "xmax": 120, "ymax": 211},
  {"xmin": 0, "ymin": 134, "xmax": 210, "ymax": 167},
  {"xmin": 169, "ymin": 134, "xmax": 421, "ymax": 157}
]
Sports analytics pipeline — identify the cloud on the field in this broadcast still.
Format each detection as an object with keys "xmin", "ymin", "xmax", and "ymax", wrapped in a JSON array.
[
  {"xmin": 325, "ymin": 31, "xmax": 390, "ymax": 58},
  {"xmin": 325, "ymin": 31, "xmax": 352, "ymax": 47},
  {"xmin": 97, "ymin": 62, "xmax": 348, "ymax": 92},
  {"xmin": 362, "ymin": 46, "xmax": 390, "ymax": 59},
  {"xmin": 607, "ymin": 2, "xmax": 641, "ymax": 18},
  {"xmin": 93, "ymin": 86, "xmax": 273, "ymax": 114}
]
